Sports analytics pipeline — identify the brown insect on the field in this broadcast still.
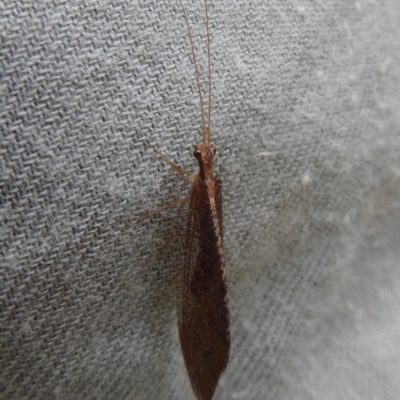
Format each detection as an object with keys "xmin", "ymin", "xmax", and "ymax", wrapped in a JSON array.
[{"xmin": 139, "ymin": 1, "xmax": 229, "ymax": 399}]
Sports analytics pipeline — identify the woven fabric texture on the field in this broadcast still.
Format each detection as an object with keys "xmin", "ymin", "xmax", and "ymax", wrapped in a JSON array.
[{"xmin": 1, "ymin": 1, "xmax": 400, "ymax": 399}]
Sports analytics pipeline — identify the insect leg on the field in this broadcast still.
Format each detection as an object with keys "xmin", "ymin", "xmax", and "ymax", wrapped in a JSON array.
[
  {"xmin": 144, "ymin": 141, "xmax": 188, "ymax": 180},
  {"xmin": 135, "ymin": 197, "xmax": 188, "ymax": 218}
]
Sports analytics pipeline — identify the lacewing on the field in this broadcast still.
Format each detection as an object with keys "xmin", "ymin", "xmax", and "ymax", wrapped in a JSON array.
[{"xmin": 140, "ymin": 1, "xmax": 229, "ymax": 399}]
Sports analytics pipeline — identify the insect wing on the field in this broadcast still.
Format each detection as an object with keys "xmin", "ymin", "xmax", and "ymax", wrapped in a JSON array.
[{"xmin": 178, "ymin": 178, "xmax": 229, "ymax": 400}]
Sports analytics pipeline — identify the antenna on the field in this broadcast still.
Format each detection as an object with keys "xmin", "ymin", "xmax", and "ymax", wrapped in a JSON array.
[
  {"xmin": 179, "ymin": 1, "xmax": 211, "ymax": 145},
  {"xmin": 205, "ymin": 0, "xmax": 211, "ymax": 145}
]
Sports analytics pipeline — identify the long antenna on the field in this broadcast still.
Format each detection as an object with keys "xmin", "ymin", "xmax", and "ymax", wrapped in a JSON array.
[
  {"xmin": 179, "ymin": 1, "xmax": 209, "ymax": 145},
  {"xmin": 205, "ymin": 0, "xmax": 211, "ymax": 145}
]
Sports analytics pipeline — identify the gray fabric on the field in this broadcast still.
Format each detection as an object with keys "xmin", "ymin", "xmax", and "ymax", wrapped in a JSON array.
[{"xmin": 1, "ymin": 0, "xmax": 400, "ymax": 399}]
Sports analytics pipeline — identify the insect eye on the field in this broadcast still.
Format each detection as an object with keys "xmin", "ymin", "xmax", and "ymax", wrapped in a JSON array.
[{"xmin": 194, "ymin": 149, "xmax": 201, "ymax": 159}]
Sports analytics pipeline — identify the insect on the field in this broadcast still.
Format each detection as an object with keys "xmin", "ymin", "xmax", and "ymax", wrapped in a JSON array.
[{"xmin": 139, "ymin": 1, "xmax": 229, "ymax": 399}]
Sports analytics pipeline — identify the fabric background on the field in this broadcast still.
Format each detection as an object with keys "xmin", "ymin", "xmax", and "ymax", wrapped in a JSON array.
[{"xmin": 1, "ymin": 0, "xmax": 400, "ymax": 399}]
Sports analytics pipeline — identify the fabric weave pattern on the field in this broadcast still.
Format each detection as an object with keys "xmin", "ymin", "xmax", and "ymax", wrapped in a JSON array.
[{"xmin": 1, "ymin": 1, "xmax": 400, "ymax": 399}]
